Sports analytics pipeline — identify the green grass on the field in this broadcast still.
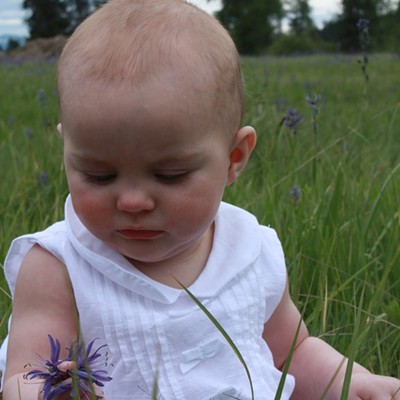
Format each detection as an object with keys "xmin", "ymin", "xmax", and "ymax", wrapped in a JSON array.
[{"xmin": 0, "ymin": 54, "xmax": 399, "ymax": 392}]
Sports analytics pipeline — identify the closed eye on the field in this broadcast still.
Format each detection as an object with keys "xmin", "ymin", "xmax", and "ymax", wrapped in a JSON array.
[
  {"xmin": 155, "ymin": 172, "xmax": 188, "ymax": 183},
  {"xmin": 85, "ymin": 174, "xmax": 116, "ymax": 185}
]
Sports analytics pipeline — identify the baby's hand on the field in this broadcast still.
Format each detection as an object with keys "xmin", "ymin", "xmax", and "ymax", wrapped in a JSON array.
[
  {"xmin": 348, "ymin": 372, "xmax": 400, "ymax": 400},
  {"xmin": 51, "ymin": 361, "xmax": 106, "ymax": 400},
  {"xmin": 57, "ymin": 360, "xmax": 77, "ymax": 372}
]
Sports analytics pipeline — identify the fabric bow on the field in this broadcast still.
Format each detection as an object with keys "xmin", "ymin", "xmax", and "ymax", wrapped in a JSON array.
[{"xmin": 180, "ymin": 337, "xmax": 225, "ymax": 374}]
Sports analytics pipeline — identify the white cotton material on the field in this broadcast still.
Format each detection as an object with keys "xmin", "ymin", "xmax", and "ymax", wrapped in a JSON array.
[
  {"xmin": 0, "ymin": 324, "xmax": 9, "ymax": 391},
  {"xmin": 1, "ymin": 195, "xmax": 295, "ymax": 399}
]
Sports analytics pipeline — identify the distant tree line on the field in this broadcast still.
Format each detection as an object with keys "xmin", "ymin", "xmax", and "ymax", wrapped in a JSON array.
[
  {"xmin": 22, "ymin": 0, "xmax": 400, "ymax": 53},
  {"xmin": 22, "ymin": 0, "xmax": 106, "ymax": 39}
]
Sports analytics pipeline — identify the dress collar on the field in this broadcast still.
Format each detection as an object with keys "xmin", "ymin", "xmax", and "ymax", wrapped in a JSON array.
[{"xmin": 65, "ymin": 195, "xmax": 261, "ymax": 304}]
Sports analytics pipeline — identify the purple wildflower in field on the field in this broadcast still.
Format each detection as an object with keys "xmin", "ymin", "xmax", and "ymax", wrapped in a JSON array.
[
  {"xmin": 25, "ymin": 335, "xmax": 112, "ymax": 400},
  {"xmin": 357, "ymin": 18, "xmax": 370, "ymax": 84},
  {"xmin": 283, "ymin": 108, "xmax": 304, "ymax": 134},
  {"xmin": 38, "ymin": 88, "xmax": 47, "ymax": 105},
  {"xmin": 37, "ymin": 88, "xmax": 50, "ymax": 126},
  {"xmin": 289, "ymin": 186, "xmax": 302, "ymax": 201},
  {"xmin": 306, "ymin": 94, "xmax": 321, "ymax": 142},
  {"xmin": 66, "ymin": 337, "xmax": 113, "ymax": 395},
  {"xmin": 37, "ymin": 171, "xmax": 49, "ymax": 189},
  {"xmin": 23, "ymin": 128, "xmax": 33, "ymax": 139},
  {"xmin": 24, "ymin": 335, "xmax": 69, "ymax": 400},
  {"xmin": 357, "ymin": 19, "xmax": 369, "ymax": 37},
  {"xmin": 306, "ymin": 94, "xmax": 320, "ymax": 118},
  {"xmin": 7, "ymin": 115, "xmax": 16, "ymax": 125}
]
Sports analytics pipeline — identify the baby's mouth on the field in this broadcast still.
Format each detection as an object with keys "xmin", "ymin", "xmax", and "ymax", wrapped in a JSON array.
[{"xmin": 117, "ymin": 229, "xmax": 164, "ymax": 239}]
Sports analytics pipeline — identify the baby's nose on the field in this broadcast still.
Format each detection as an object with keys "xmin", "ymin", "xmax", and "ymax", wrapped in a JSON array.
[{"xmin": 116, "ymin": 187, "xmax": 155, "ymax": 213}]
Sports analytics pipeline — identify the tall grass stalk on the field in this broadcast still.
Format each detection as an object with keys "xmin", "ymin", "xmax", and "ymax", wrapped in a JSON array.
[
  {"xmin": 274, "ymin": 317, "xmax": 303, "ymax": 400},
  {"xmin": 177, "ymin": 280, "xmax": 254, "ymax": 400},
  {"xmin": 339, "ymin": 287, "xmax": 365, "ymax": 400}
]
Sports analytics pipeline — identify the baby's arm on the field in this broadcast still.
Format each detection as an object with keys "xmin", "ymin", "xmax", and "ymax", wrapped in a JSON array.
[
  {"xmin": 263, "ymin": 280, "xmax": 400, "ymax": 399},
  {"xmin": 2, "ymin": 245, "xmax": 79, "ymax": 399}
]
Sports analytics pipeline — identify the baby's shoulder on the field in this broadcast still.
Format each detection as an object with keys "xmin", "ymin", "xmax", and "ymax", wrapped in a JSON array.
[
  {"xmin": 13, "ymin": 243, "xmax": 72, "ymax": 315},
  {"xmin": 5, "ymin": 221, "xmax": 69, "ymax": 295},
  {"xmin": 21, "ymin": 242, "xmax": 64, "ymax": 269}
]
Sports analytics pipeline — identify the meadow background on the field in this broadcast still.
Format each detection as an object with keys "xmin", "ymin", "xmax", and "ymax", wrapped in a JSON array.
[{"xmin": 0, "ymin": 53, "xmax": 399, "ymax": 390}]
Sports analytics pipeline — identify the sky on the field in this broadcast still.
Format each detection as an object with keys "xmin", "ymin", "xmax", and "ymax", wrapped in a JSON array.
[{"xmin": 0, "ymin": 0, "xmax": 341, "ymax": 38}]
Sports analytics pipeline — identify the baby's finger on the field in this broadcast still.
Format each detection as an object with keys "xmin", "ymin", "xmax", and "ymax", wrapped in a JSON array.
[{"xmin": 57, "ymin": 360, "xmax": 77, "ymax": 372}]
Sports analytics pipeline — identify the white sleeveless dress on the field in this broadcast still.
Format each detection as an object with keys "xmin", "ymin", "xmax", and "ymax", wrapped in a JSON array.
[{"xmin": 0, "ymin": 196, "xmax": 294, "ymax": 399}]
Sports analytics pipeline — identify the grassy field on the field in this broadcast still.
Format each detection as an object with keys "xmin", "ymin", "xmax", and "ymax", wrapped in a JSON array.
[{"xmin": 0, "ymin": 54, "xmax": 399, "ymax": 392}]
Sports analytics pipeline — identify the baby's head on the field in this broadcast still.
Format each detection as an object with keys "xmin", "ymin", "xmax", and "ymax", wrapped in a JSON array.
[
  {"xmin": 57, "ymin": 0, "xmax": 244, "ymax": 138},
  {"xmin": 56, "ymin": 0, "xmax": 256, "ymax": 272}
]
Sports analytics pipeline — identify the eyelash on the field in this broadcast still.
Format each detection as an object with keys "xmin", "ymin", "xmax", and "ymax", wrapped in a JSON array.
[
  {"xmin": 84, "ymin": 174, "xmax": 116, "ymax": 185},
  {"xmin": 84, "ymin": 172, "xmax": 188, "ymax": 185},
  {"xmin": 155, "ymin": 173, "xmax": 188, "ymax": 183}
]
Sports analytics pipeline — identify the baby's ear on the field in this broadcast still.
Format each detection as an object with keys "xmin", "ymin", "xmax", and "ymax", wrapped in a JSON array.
[
  {"xmin": 226, "ymin": 126, "xmax": 256, "ymax": 186},
  {"xmin": 56, "ymin": 123, "xmax": 63, "ymax": 137}
]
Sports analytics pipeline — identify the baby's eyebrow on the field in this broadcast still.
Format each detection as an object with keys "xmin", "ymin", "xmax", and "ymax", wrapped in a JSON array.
[
  {"xmin": 70, "ymin": 150, "xmax": 205, "ymax": 166},
  {"xmin": 69, "ymin": 153, "xmax": 113, "ymax": 166},
  {"xmin": 156, "ymin": 154, "xmax": 200, "ymax": 161},
  {"xmin": 150, "ymin": 152, "xmax": 206, "ymax": 166}
]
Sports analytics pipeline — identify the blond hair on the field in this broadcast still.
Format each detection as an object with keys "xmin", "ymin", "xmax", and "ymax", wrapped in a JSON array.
[{"xmin": 57, "ymin": 0, "xmax": 244, "ymax": 134}]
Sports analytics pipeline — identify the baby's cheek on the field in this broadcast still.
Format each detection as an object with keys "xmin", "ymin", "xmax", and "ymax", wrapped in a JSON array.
[
  {"xmin": 169, "ymin": 191, "xmax": 218, "ymax": 234},
  {"xmin": 71, "ymin": 192, "xmax": 112, "ymax": 230}
]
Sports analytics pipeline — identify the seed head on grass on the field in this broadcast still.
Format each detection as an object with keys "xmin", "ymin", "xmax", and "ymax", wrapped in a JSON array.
[{"xmin": 24, "ymin": 335, "xmax": 112, "ymax": 400}]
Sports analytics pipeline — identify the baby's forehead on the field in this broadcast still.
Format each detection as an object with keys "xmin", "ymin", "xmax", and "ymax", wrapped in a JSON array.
[{"xmin": 58, "ymin": 0, "xmax": 243, "ymax": 135}]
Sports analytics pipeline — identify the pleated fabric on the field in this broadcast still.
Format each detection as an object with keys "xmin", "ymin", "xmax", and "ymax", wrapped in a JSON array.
[{"xmin": 2, "ymin": 196, "xmax": 294, "ymax": 399}]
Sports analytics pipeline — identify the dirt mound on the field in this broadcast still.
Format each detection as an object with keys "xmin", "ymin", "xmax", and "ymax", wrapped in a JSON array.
[{"xmin": 2, "ymin": 35, "xmax": 67, "ymax": 61}]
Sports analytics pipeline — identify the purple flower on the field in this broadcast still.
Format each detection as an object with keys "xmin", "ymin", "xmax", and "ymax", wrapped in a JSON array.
[
  {"xmin": 357, "ymin": 18, "xmax": 369, "ymax": 36},
  {"xmin": 67, "ymin": 337, "xmax": 113, "ymax": 392},
  {"xmin": 283, "ymin": 108, "xmax": 304, "ymax": 134},
  {"xmin": 38, "ymin": 88, "xmax": 47, "ymax": 105},
  {"xmin": 357, "ymin": 18, "xmax": 370, "ymax": 53},
  {"xmin": 305, "ymin": 94, "xmax": 320, "ymax": 118},
  {"xmin": 306, "ymin": 94, "xmax": 321, "ymax": 138},
  {"xmin": 7, "ymin": 115, "xmax": 16, "ymax": 125},
  {"xmin": 25, "ymin": 335, "xmax": 112, "ymax": 400},
  {"xmin": 37, "ymin": 171, "xmax": 50, "ymax": 189},
  {"xmin": 23, "ymin": 128, "xmax": 34, "ymax": 139},
  {"xmin": 357, "ymin": 18, "xmax": 370, "ymax": 84},
  {"xmin": 24, "ymin": 335, "xmax": 67, "ymax": 399},
  {"xmin": 289, "ymin": 186, "xmax": 302, "ymax": 201}
]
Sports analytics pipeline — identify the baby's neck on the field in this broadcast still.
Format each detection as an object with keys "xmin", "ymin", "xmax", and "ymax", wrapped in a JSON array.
[{"xmin": 127, "ymin": 224, "xmax": 214, "ymax": 289}]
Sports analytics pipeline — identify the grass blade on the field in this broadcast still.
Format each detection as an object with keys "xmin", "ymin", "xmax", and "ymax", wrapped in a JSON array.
[
  {"xmin": 339, "ymin": 286, "xmax": 365, "ymax": 400},
  {"xmin": 274, "ymin": 315, "xmax": 303, "ymax": 400},
  {"xmin": 176, "ymin": 279, "xmax": 254, "ymax": 400}
]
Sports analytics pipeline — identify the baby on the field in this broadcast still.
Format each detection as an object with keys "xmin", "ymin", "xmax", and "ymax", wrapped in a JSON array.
[{"xmin": 1, "ymin": 0, "xmax": 399, "ymax": 399}]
